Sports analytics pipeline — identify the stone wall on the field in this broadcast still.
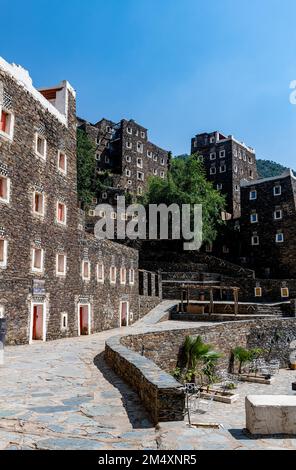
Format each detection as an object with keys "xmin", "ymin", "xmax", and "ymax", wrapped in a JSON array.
[
  {"xmin": 105, "ymin": 334, "xmax": 185, "ymax": 425},
  {"xmin": 121, "ymin": 318, "xmax": 296, "ymax": 373}
]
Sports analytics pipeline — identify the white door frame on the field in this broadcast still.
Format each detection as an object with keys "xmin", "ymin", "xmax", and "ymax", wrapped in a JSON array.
[
  {"xmin": 77, "ymin": 303, "xmax": 91, "ymax": 336},
  {"xmin": 119, "ymin": 301, "xmax": 129, "ymax": 327},
  {"xmin": 29, "ymin": 301, "xmax": 46, "ymax": 344}
]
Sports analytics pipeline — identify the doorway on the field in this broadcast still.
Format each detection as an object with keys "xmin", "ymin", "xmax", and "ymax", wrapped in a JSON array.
[
  {"xmin": 30, "ymin": 303, "xmax": 46, "ymax": 343},
  {"xmin": 78, "ymin": 304, "xmax": 90, "ymax": 335},
  {"xmin": 120, "ymin": 301, "xmax": 129, "ymax": 327}
]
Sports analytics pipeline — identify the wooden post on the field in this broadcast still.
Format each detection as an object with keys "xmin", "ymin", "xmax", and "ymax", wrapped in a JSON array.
[
  {"xmin": 234, "ymin": 289, "xmax": 239, "ymax": 316},
  {"xmin": 187, "ymin": 287, "xmax": 189, "ymax": 306},
  {"xmin": 181, "ymin": 286, "xmax": 184, "ymax": 313},
  {"xmin": 209, "ymin": 288, "xmax": 214, "ymax": 315}
]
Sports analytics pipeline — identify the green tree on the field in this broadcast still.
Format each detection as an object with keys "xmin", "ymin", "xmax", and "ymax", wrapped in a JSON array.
[
  {"xmin": 77, "ymin": 129, "xmax": 96, "ymax": 208},
  {"xmin": 142, "ymin": 154, "xmax": 226, "ymax": 244}
]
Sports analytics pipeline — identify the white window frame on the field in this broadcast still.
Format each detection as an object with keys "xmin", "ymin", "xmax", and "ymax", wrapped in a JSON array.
[
  {"xmin": 274, "ymin": 209, "xmax": 283, "ymax": 220},
  {"xmin": 141, "ymin": 131, "xmax": 145, "ymax": 139},
  {"xmin": 61, "ymin": 312, "xmax": 68, "ymax": 330},
  {"xmin": 32, "ymin": 247, "xmax": 44, "ymax": 273},
  {"xmin": 125, "ymin": 169, "xmax": 131, "ymax": 177},
  {"xmin": 56, "ymin": 201, "xmax": 67, "ymax": 226},
  {"xmin": 160, "ymin": 158, "xmax": 165, "ymax": 166},
  {"xmin": 210, "ymin": 152, "xmax": 216, "ymax": 160},
  {"xmin": 160, "ymin": 171, "xmax": 165, "ymax": 178},
  {"xmin": 137, "ymin": 158, "xmax": 143, "ymax": 168},
  {"xmin": 219, "ymin": 150, "xmax": 225, "ymax": 158},
  {"xmin": 147, "ymin": 150, "xmax": 152, "ymax": 158},
  {"xmin": 110, "ymin": 266, "xmax": 117, "ymax": 284},
  {"xmin": 120, "ymin": 267, "xmax": 126, "ymax": 285},
  {"xmin": 137, "ymin": 171, "xmax": 144, "ymax": 181},
  {"xmin": 210, "ymin": 167, "xmax": 216, "ymax": 175},
  {"xmin": 0, "ymin": 175, "xmax": 11, "ymax": 204},
  {"xmin": 82, "ymin": 260, "xmax": 91, "ymax": 281},
  {"xmin": 126, "ymin": 155, "xmax": 131, "ymax": 162},
  {"xmin": 0, "ymin": 107, "xmax": 14, "ymax": 141},
  {"xmin": 33, "ymin": 191, "xmax": 45, "ymax": 217},
  {"xmin": 217, "ymin": 183, "xmax": 223, "ymax": 190},
  {"xmin": 0, "ymin": 238, "xmax": 8, "ymax": 269},
  {"xmin": 129, "ymin": 268, "xmax": 135, "ymax": 285},
  {"xmin": 254, "ymin": 287, "xmax": 262, "ymax": 297},
  {"xmin": 250, "ymin": 213, "xmax": 258, "ymax": 224},
  {"xmin": 281, "ymin": 287, "xmax": 289, "ymax": 298},
  {"xmin": 56, "ymin": 253, "xmax": 67, "ymax": 277},
  {"xmin": 274, "ymin": 185, "xmax": 282, "ymax": 196},
  {"xmin": 153, "ymin": 154, "xmax": 158, "ymax": 162},
  {"xmin": 127, "ymin": 126, "xmax": 132, "ymax": 135},
  {"xmin": 96, "ymin": 262, "xmax": 104, "ymax": 283},
  {"xmin": 276, "ymin": 233, "xmax": 284, "ymax": 243},
  {"xmin": 153, "ymin": 169, "xmax": 158, "ymax": 175},
  {"xmin": 126, "ymin": 141, "xmax": 132, "ymax": 149},
  {"xmin": 250, "ymin": 190, "xmax": 257, "ymax": 200},
  {"xmin": 95, "ymin": 152, "xmax": 101, "ymax": 161},
  {"xmin": 137, "ymin": 187, "xmax": 143, "ymax": 196},
  {"xmin": 251, "ymin": 235, "xmax": 259, "ymax": 246},
  {"xmin": 137, "ymin": 142, "xmax": 143, "ymax": 154},
  {"xmin": 219, "ymin": 165, "xmax": 226, "ymax": 173},
  {"xmin": 35, "ymin": 133, "xmax": 47, "ymax": 160},
  {"xmin": 57, "ymin": 150, "xmax": 67, "ymax": 175}
]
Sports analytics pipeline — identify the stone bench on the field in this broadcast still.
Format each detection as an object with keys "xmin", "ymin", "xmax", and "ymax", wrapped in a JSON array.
[{"xmin": 246, "ymin": 395, "xmax": 296, "ymax": 435}]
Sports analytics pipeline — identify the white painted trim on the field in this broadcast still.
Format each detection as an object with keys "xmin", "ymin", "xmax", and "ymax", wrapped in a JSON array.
[
  {"xmin": 31, "ymin": 247, "xmax": 44, "ymax": 273},
  {"xmin": 56, "ymin": 253, "xmax": 67, "ymax": 277},
  {"xmin": 0, "ymin": 175, "xmax": 11, "ymax": 205},
  {"xmin": 119, "ymin": 301, "xmax": 129, "ymax": 327},
  {"xmin": 81, "ymin": 260, "xmax": 91, "ymax": 281},
  {"xmin": 34, "ymin": 133, "xmax": 47, "ymax": 160},
  {"xmin": 0, "ymin": 107, "xmax": 14, "ymax": 142},
  {"xmin": 110, "ymin": 266, "xmax": 117, "ymax": 284},
  {"xmin": 96, "ymin": 263, "xmax": 104, "ymax": 283},
  {"xmin": 29, "ymin": 301, "xmax": 46, "ymax": 344},
  {"xmin": 56, "ymin": 201, "xmax": 67, "ymax": 226},
  {"xmin": 77, "ymin": 303, "xmax": 91, "ymax": 336},
  {"xmin": 57, "ymin": 150, "xmax": 67, "ymax": 175},
  {"xmin": 32, "ymin": 190, "xmax": 45, "ymax": 217},
  {"xmin": 0, "ymin": 239, "xmax": 8, "ymax": 269}
]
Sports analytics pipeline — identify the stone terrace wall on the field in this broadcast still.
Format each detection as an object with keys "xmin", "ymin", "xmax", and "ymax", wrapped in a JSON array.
[
  {"xmin": 121, "ymin": 318, "xmax": 296, "ymax": 373},
  {"xmin": 105, "ymin": 335, "xmax": 185, "ymax": 425}
]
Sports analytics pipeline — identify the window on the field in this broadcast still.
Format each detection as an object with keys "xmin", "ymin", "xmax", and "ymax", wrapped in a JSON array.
[
  {"xmin": 97, "ymin": 263, "xmax": 104, "ymax": 283},
  {"xmin": 254, "ymin": 287, "xmax": 262, "ymax": 297},
  {"xmin": 276, "ymin": 232, "xmax": 284, "ymax": 243},
  {"xmin": 219, "ymin": 165, "xmax": 226, "ymax": 173},
  {"xmin": 137, "ymin": 187, "xmax": 143, "ymax": 196},
  {"xmin": 233, "ymin": 148, "xmax": 237, "ymax": 157},
  {"xmin": 219, "ymin": 150, "xmax": 225, "ymax": 158},
  {"xmin": 32, "ymin": 248, "xmax": 44, "ymax": 273},
  {"xmin": 217, "ymin": 183, "xmax": 222, "ymax": 190},
  {"xmin": 127, "ymin": 127, "xmax": 132, "ymax": 135},
  {"xmin": 96, "ymin": 136, "xmax": 101, "ymax": 144},
  {"xmin": 0, "ymin": 108, "xmax": 14, "ymax": 140},
  {"xmin": 58, "ymin": 151, "xmax": 67, "ymax": 174},
  {"xmin": 0, "ymin": 176, "xmax": 10, "ymax": 204},
  {"xmin": 120, "ymin": 267, "xmax": 126, "ymax": 285},
  {"xmin": 111, "ymin": 212, "xmax": 117, "ymax": 219},
  {"xmin": 110, "ymin": 265, "xmax": 117, "ymax": 284},
  {"xmin": 235, "ymin": 184, "xmax": 239, "ymax": 191},
  {"xmin": 222, "ymin": 245, "xmax": 229, "ymax": 253},
  {"xmin": 141, "ymin": 131, "xmax": 145, "ymax": 139},
  {"xmin": 129, "ymin": 268, "xmax": 135, "ymax": 285},
  {"xmin": 0, "ymin": 239, "xmax": 8, "ymax": 268},
  {"xmin": 281, "ymin": 287, "xmax": 289, "ymax": 298},
  {"xmin": 102, "ymin": 192, "xmax": 108, "ymax": 199},
  {"xmin": 234, "ymin": 165, "xmax": 238, "ymax": 173},
  {"xmin": 248, "ymin": 156, "xmax": 253, "ymax": 164},
  {"xmin": 153, "ymin": 154, "xmax": 158, "ymax": 162},
  {"xmin": 35, "ymin": 133, "xmax": 47, "ymax": 159},
  {"xmin": 153, "ymin": 169, "xmax": 158, "ymax": 175},
  {"xmin": 126, "ymin": 141, "xmax": 132, "ymax": 149},
  {"xmin": 56, "ymin": 253, "xmax": 66, "ymax": 276},
  {"xmin": 56, "ymin": 202, "xmax": 67, "ymax": 225},
  {"xmin": 210, "ymin": 152, "xmax": 216, "ymax": 160},
  {"xmin": 210, "ymin": 167, "xmax": 216, "ymax": 175},
  {"xmin": 127, "ymin": 180, "xmax": 132, "ymax": 185},
  {"xmin": 249, "ymin": 170, "xmax": 254, "ymax": 178},
  {"xmin": 250, "ymin": 213, "xmax": 258, "ymax": 223},
  {"xmin": 274, "ymin": 209, "xmax": 283, "ymax": 220},
  {"xmin": 160, "ymin": 171, "xmax": 165, "ymax": 178},
  {"xmin": 61, "ymin": 312, "xmax": 68, "ymax": 330},
  {"xmin": 33, "ymin": 191, "xmax": 44, "ymax": 216},
  {"xmin": 249, "ymin": 190, "xmax": 257, "ymax": 200},
  {"xmin": 88, "ymin": 210, "xmax": 95, "ymax": 216},
  {"xmin": 126, "ymin": 155, "xmax": 131, "ymax": 162},
  {"xmin": 210, "ymin": 136, "xmax": 215, "ymax": 143},
  {"xmin": 160, "ymin": 158, "xmax": 165, "ymax": 165},
  {"xmin": 105, "ymin": 156, "xmax": 110, "ymax": 163},
  {"xmin": 251, "ymin": 235, "xmax": 259, "ymax": 246},
  {"xmin": 121, "ymin": 213, "xmax": 128, "ymax": 221},
  {"xmin": 95, "ymin": 153, "xmax": 101, "ymax": 161},
  {"xmin": 243, "ymin": 152, "xmax": 247, "ymax": 161},
  {"xmin": 99, "ymin": 210, "xmax": 106, "ymax": 217},
  {"xmin": 147, "ymin": 150, "xmax": 152, "ymax": 158},
  {"xmin": 137, "ymin": 171, "xmax": 144, "ymax": 181},
  {"xmin": 137, "ymin": 158, "xmax": 143, "ymax": 168},
  {"xmin": 137, "ymin": 142, "xmax": 143, "ymax": 153},
  {"xmin": 82, "ymin": 260, "xmax": 91, "ymax": 281},
  {"xmin": 106, "ymin": 126, "xmax": 112, "ymax": 133},
  {"xmin": 125, "ymin": 169, "xmax": 131, "ymax": 177},
  {"xmin": 274, "ymin": 185, "xmax": 282, "ymax": 196},
  {"xmin": 205, "ymin": 243, "xmax": 213, "ymax": 253}
]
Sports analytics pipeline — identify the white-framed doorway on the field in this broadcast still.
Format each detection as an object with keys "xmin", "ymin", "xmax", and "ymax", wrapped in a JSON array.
[
  {"xmin": 77, "ymin": 303, "xmax": 91, "ymax": 336},
  {"xmin": 29, "ymin": 301, "xmax": 46, "ymax": 343},
  {"xmin": 119, "ymin": 301, "xmax": 129, "ymax": 327}
]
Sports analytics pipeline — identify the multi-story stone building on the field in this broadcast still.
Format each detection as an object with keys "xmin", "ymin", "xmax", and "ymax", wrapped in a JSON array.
[
  {"xmin": 191, "ymin": 131, "xmax": 258, "ymax": 218},
  {"xmin": 239, "ymin": 170, "xmax": 296, "ymax": 280},
  {"xmin": 0, "ymin": 57, "xmax": 160, "ymax": 345},
  {"xmin": 78, "ymin": 117, "xmax": 170, "ymax": 198}
]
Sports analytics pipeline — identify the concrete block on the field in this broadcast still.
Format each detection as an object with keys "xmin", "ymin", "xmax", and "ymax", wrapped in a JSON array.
[{"xmin": 246, "ymin": 395, "xmax": 296, "ymax": 435}]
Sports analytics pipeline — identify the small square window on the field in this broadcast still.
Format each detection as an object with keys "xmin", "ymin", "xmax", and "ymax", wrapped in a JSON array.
[
  {"xmin": 33, "ymin": 192, "xmax": 44, "ymax": 216},
  {"xmin": 210, "ymin": 136, "xmax": 215, "ymax": 143},
  {"xmin": 274, "ymin": 209, "xmax": 282, "ymax": 220},
  {"xmin": 127, "ymin": 127, "xmax": 132, "ymax": 135},
  {"xmin": 82, "ymin": 260, "xmax": 91, "ymax": 281},
  {"xmin": 210, "ymin": 167, "xmax": 216, "ymax": 175},
  {"xmin": 105, "ymin": 156, "xmax": 110, "ymax": 163},
  {"xmin": 219, "ymin": 165, "xmax": 226, "ymax": 173},
  {"xmin": 160, "ymin": 171, "xmax": 165, "ymax": 178},
  {"xmin": 0, "ymin": 108, "xmax": 14, "ymax": 140},
  {"xmin": 121, "ymin": 213, "xmax": 128, "ymax": 221},
  {"xmin": 217, "ymin": 183, "xmax": 222, "ymax": 190},
  {"xmin": 141, "ymin": 131, "xmax": 145, "ymax": 139},
  {"xmin": 125, "ymin": 169, "xmax": 131, "ymax": 177},
  {"xmin": 254, "ymin": 287, "xmax": 262, "ymax": 297},
  {"xmin": 88, "ymin": 209, "xmax": 95, "ymax": 216},
  {"xmin": 147, "ymin": 150, "xmax": 152, "ymax": 158},
  {"xmin": 137, "ymin": 142, "xmax": 143, "ymax": 153},
  {"xmin": 0, "ymin": 239, "xmax": 8, "ymax": 268},
  {"xmin": 250, "ymin": 213, "xmax": 258, "ymax": 223},
  {"xmin": 137, "ymin": 158, "xmax": 143, "ymax": 168},
  {"xmin": 153, "ymin": 169, "xmax": 158, "ymax": 175},
  {"xmin": 274, "ymin": 185, "xmax": 282, "ymax": 196},
  {"xmin": 210, "ymin": 153, "xmax": 216, "ymax": 160},
  {"xmin": 99, "ymin": 210, "xmax": 106, "ymax": 217},
  {"xmin": 250, "ymin": 190, "xmax": 257, "ymax": 200},
  {"xmin": 137, "ymin": 172, "xmax": 144, "ymax": 181},
  {"xmin": 153, "ymin": 154, "xmax": 158, "ymax": 162},
  {"xmin": 126, "ymin": 141, "xmax": 132, "ymax": 149},
  {"xmin": 276, "ymin": 233, "xmax": 284, "ymax": 243},
  {"xmin": 58, "ymin": 151, "xmax": 67, "ymax": 174},
  {"xmin": 219, "ymin": 150, "xmax": 225, "ymax": 158},
  {"xmin": 96, "ymin": 153, "xmax": 101, "ymax": 161},
  {"xmin": 235, "ymin": 184, "xmax": 239, "ymax": 191},
  {"xmin": 126, "ymin": 155, "xmax": 131, "ymax": 162},
  {"xmin": 32, "ymin": 248, "xmax": 44, "ymax": 272},
  {"xmin": 35, "ymin": 133, "xmax": 47, "ymax": 159},
  {"xmin": 251, "ymin": 235, "xmax": 259, "ymax": 246},
  {"xmin": 137, "ymin": 187, "xmax": 143, "ymax": 196},
  {"xmin": 160, "ymin": 158, "xmax": 165, "ymax": 165},
  {"xmin": 56, "ymin": 253, "xmax": 66, "ymax": 276},
  {"xmin": 111, "ymin": 212, "xmax": 117, "ymax": 219},
  {"xmin": 222, "ymin": 245, "xmax": 229, "ymax": 253},
  {"xmin": 281, "ymin": 287, "xmax": 289, "ymax": 298},
  {"xmin": 0, "ymin": 176, "xmax": 10, "ymax": 204}
]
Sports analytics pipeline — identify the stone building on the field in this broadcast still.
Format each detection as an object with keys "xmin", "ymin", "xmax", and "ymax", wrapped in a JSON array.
[
  {"xmin": 191, "ymin": 131, "xmax": 258, "ymax": 218},
  {"xmin": 0, "ymin": 57, "xmax": 159, "ymax": 345},
  {"xmin": 239, "ymin": 170, "xmax": 296, "ymax": 280},
  {"xmin": 78, "ymin": 117, "xmax": 170, "ymax": 198}
]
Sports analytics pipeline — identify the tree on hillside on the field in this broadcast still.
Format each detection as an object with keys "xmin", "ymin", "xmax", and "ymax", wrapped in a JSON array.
[
  {"xmin": 257, "ymin": 159, "xmax": 290, "ymax": 179},
  {"xmin": 77, "ymin": 129, "xmax": 96, "ymax": 208},
  {"xmin": 141, "ymin": 154, "xmax": 226, "ymax": 244}
]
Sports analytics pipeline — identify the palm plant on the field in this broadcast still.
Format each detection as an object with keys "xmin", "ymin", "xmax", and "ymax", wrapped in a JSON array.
[
  {"xmin": 183, "ymin": 335, "xmax": 221, "ymax": 383},
  {"xmin": 232, "ymin": 346, "xmax": 251, "ymax": 374}
]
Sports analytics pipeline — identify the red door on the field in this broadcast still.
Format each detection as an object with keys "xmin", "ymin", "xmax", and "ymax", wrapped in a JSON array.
[
  {"xmin": 79, "ymin": 306, "xmax": 89, "ymax": 335},
  {"xmin": 33, "ymin": 306, "xmax": 38, "ymax": 340},
  {"xmin": 32, "ymin": 305, "xmax": 43, "ymax": 340}
]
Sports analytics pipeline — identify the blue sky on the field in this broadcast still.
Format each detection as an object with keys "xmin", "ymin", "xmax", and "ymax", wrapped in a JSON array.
[{"xmin": 2, "ymin": 0, "xmax": 296, "ymax": 167}]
